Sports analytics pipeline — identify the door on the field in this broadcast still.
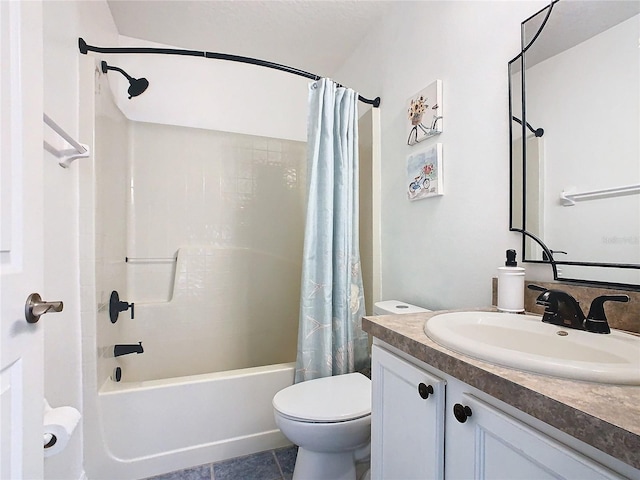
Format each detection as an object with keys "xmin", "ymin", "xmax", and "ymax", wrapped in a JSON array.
[
  {"xmin": 371, "ymin": 345, "xmax": 445, "ymax": 480},
  {"xmin": 1, "ymin": 1, "xmax": 44, "ymax": 478}
]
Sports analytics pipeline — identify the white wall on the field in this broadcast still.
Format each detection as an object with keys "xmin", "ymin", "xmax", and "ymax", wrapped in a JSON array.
[
  {"xmin": 334, "ymin": 1, "xmax": 551, "ymax": 310},
  {"xmin": 42, "ymin": 1, "xmax": 121, "ymax": 479},
  {"xmin": 102, "ymin": 35, "xmax": 310, "ymax": 142}
]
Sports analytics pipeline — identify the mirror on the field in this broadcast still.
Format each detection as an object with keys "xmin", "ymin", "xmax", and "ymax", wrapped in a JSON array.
[{"xmin": 510, "ymin": 0, "xmax": 640, "ymax": 289}]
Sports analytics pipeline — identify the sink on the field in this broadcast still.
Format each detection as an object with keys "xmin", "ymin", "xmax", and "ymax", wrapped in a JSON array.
[{"xmin": 424, "ymin": 311, "xmax": 640, "ymax": 385}]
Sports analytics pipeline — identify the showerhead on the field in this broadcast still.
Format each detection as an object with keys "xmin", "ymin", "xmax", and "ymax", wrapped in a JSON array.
[
  {"xmin": 101, "ymin": 61, "xmax": 149, "ymax": 99},
  {"xmin": 128, "ymin": 77, "xmax": 149, "ymax": 98}
]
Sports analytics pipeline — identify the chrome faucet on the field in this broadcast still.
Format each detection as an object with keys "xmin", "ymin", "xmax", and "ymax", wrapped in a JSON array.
[
  {"xmin": 528, "ymin": 285, "xmax": 629, "ymax": 334},
  {"xmin": 114, "ymin": 342, "xmax": 144, "ymax": 357}
]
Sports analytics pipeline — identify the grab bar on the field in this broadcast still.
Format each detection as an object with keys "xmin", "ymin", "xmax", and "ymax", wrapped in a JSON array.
[
  {"xmin": 125, "ymin": 256, "xmax": 177, "ymax": 264},
  {"xmin": 43, "ymin": 113, "xmax": 90, "ymax": 168},
  {"xmin": 560, "ymin": 184, "xmax": 640, "ymax": 206}
]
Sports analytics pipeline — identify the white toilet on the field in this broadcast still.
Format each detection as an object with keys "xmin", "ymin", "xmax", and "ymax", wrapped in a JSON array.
[
  {"xmin": 373, "ymin": 300, "xmax": 430, "ymax": 316},
  {"xmin": 273, "ymin": 373, "xmax": 371, "ymax": 480},
  {"xmin": 273, "ymin": 300, "xmax": 429, "ymax": 480}
]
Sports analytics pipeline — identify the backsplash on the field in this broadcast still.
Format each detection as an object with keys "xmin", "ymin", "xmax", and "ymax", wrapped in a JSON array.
[{"xmin": 491, "ymin": 279, "xmax": 640, "ymax": 334}]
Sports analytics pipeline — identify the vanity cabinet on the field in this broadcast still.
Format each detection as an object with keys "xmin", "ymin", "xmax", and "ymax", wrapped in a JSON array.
[
  {"xmin": 371, "ymin": 344, "xmax": 445, "ymax": 479},
  {"xmin": 371, "ymin": 344, "xmax": 625, "ymax": 480}
]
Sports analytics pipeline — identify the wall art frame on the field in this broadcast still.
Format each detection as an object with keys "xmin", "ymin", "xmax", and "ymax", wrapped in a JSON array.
[
  {"xmin": 406, "ymin": 79, "xmax": 443, "ymax": 146},
  {"xmin": 407, "ymin": 143, "xmax": 443, "ymax": 201}
]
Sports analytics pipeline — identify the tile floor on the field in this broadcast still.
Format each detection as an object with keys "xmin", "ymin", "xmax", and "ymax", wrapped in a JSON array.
[
  {"xmin": 145, "ymin": 446, "xmax": 297, "ymax": 480},
  {"xmin": 144, "ymin": 445, "xmax": 370, "ymax": 480}
]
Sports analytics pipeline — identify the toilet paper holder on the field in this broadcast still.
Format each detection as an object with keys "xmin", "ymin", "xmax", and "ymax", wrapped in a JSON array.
[{"xmin": 43, "ymin": 400, "xmax": 81, "ymax": 457}]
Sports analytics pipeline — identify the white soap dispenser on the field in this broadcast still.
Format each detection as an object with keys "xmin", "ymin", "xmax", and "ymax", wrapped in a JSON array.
[{"xmin": 497, "ymin": 249, "xmax": 525, "ymax": 313}]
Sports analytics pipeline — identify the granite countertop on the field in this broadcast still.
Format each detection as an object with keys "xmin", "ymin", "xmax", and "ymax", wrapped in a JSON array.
[{"xmin": 362, "ymin": 309, "xmax": 640, "ymax": 470}]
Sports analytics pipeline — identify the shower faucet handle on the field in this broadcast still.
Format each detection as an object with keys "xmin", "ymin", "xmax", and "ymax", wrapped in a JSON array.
[{"xmin": 109, "ymin": 290, "xmax": 135, "ymax": 323}]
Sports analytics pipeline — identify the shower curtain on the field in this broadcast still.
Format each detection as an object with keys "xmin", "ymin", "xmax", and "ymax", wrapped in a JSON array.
[{"xmin": 295, "ymin": 78, "xmax": 369, "ymax": 383}]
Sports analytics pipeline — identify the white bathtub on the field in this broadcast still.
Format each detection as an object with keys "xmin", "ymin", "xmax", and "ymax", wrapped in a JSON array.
[{"xmin": 88, "ymin": 362, "xmax": 295, "ymax": 480}]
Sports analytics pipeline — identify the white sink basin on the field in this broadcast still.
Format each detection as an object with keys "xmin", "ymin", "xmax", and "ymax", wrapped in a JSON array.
[{"xmin": 424, "ymin": 311, "xmax": 640, "ymax": 385}]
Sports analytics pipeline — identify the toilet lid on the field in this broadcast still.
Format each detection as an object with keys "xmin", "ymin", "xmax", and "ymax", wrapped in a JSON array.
[{"xmin": 273, "ymin": 373, "xmax": 371, "ymax": 423}]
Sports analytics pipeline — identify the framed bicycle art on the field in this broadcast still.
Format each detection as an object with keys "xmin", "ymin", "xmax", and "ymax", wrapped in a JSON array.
[
  {"xmin": 407, "ymin": 143, "xmax": 443, "ymax": 201},
  {"xmin": 406, "ymin": 80, "xmax": 443, "ymax": 146}
]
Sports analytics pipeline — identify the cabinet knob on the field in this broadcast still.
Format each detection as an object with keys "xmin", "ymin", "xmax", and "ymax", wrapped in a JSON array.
[
  {"xmin": 418, "ymin": 382, "xmax": 434, "ymax": 399},
  {"xmin": 453, "ymin": 403, "xmax": 473, "ymax": 423}
]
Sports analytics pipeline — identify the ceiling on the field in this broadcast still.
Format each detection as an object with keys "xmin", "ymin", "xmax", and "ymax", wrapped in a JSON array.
[
  {"xmin": 522, "ymin": 0, "xmax": 640, "ymax": 68},
  {"xmin": 106, "ymin": 0, "xmax": 396, "ymax": 77}
]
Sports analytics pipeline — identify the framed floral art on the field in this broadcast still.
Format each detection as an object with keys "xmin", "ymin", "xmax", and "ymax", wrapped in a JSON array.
[
  {"xmin": 407, "ymin": 143, "xmax": 443, "ymax": 201},
  {"xmin": 406, "ymin": 80, "xmax": 443, "ymax": 146}
]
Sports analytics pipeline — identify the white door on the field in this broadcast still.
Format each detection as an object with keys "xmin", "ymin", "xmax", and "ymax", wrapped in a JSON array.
[{"xmin": 1, "ymin": 1, "xmax": 44, "ymax": 478}]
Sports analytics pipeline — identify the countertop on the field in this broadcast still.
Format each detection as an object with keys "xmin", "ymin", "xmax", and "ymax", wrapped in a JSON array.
[{"xmin": 362, "ymin": 309, "xmax": 640, "ymax": 470}]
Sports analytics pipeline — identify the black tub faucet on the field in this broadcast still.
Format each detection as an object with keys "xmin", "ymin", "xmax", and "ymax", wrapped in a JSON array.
[{"xmin": 114, "ymin": 342, "xmax": 144, "ymax": 357}]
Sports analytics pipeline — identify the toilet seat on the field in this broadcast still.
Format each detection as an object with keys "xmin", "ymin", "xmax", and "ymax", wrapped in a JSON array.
[{"xmin": 273, "ymin": 373, "xmax": 371, "ymax": 423}]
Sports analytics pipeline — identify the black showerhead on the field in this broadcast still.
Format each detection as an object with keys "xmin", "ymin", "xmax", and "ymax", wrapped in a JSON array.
[
  {"xmin": 128, "ymin": 77, "xmax": 149, "ymax": 98},
  {"xmin": 101, "ymin": 61, "xmax": 149, "ymax": 99}
]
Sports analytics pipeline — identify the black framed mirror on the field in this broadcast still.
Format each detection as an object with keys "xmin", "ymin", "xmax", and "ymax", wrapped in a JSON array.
[{"xmin": 509, "ymin": 0, "xmax": 640, "ymax": 290}]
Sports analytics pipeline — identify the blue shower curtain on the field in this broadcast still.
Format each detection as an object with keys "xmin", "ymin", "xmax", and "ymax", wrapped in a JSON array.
[{"xmin": 295, "ymin": 78, "xmax": 369, "ymax": 383}]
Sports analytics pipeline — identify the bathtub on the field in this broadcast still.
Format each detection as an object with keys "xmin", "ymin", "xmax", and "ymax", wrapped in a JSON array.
[{"xmin": 89, "ymin": 362, "xmax": 295, "ymax": 480}]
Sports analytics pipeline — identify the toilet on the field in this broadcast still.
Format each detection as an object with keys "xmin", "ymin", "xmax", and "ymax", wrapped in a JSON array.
[
  {"xmin": 273, "ymin": 300, "xmax": 429, "ymax": 480},
  {"xmin": 373, "ymin": 300, "xmax": 430, "ymax": 316}
]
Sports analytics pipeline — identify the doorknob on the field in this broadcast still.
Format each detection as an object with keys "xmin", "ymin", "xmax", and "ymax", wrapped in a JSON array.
[{"xmin": 24, "ymin": 293, "xmax": 63, "ymax": 323}]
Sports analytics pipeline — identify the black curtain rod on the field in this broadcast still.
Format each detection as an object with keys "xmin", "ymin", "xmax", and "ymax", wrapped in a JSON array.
[
  {"xmin": 78, "ymin": 38, "xmax": 381, "ymax": 108},
  {"xmin": 512, "ymin": 116, "xmax": 544, "ymax": 137}
]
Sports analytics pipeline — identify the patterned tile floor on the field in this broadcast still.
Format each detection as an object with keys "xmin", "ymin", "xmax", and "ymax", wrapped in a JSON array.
[{"xmin": 145, "ymin": 446, "xmax": 298, "ymax": 480}]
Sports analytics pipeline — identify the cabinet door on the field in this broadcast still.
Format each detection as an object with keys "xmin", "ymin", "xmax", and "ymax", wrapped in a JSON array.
[
  {"xmin": 445, "ymin": 393, "xmax": 623, "ymax": 480},
  {"xmin": 371, "ymin": 345, "xmax": 445, "ymax": 480}
]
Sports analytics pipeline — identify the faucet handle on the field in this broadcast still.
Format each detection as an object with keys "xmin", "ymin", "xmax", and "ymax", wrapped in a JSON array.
[
  {"xmin": 109, "ymin": 290, "xmax": 135, "ymax": 323},
  {"xmin": 585, "ymin": 295, "xmax": 630, "ymax": 334},
  {"xmin": 527, "ymin": 284, "xmax": 547, "ymax": 292}
]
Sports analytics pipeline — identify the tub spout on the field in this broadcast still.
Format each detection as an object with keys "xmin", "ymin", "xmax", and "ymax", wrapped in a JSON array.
[{"xmin": 114, "ymin": 342, "xmax": 144, "ymax": 357}]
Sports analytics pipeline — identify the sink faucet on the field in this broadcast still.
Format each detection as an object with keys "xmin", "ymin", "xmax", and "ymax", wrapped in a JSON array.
[
  {"xmin": 528, "ymin": 285, "xmax": 630, "ymax": 334},
  {"xmin": 114, "ymin": 342, "xmax": 144, "ymax": 357},
  {"xmin": 584, "ymin": 295, "xmax": 630, "ymax": 334},
  {"xmin": 528, "ymin": 285, "xmax": 585, "ymax": 329}
]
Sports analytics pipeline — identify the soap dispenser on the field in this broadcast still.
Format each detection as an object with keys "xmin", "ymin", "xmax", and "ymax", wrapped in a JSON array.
[{"xmin": 497, "ymin": 249, "xmax": 525, "ymax": 313}]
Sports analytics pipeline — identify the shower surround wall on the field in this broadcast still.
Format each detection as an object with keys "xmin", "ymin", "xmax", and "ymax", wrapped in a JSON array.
[
  {"xmin": 85, "ymin": 69, "xmax": 306, "ymax": 478},
  {"xmin": 120, "ymin": 122, "xmax": 305, "ymax": 381}
]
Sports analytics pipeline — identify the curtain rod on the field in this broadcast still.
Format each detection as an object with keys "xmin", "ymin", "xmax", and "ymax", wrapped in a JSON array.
[{"xmin": 78, "ymin": 38, "xmax": 381, "ymax": 108}]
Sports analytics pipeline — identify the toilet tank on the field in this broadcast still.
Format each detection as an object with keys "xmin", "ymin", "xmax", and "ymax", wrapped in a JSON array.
[{"xmin": 373, "ymin": 300, "xmax": 430, "ymax": 315}]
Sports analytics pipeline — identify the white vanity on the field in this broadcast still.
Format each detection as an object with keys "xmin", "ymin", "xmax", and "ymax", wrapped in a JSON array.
[{"xmin": 363, "ymin": 310, "xmax": 640, "ymax": 480}]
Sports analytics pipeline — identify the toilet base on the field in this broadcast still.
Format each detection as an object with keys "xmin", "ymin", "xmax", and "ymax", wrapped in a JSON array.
[{"xmin": 293, "ymin": 448, "xmax": 356, "ymax": 480}]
